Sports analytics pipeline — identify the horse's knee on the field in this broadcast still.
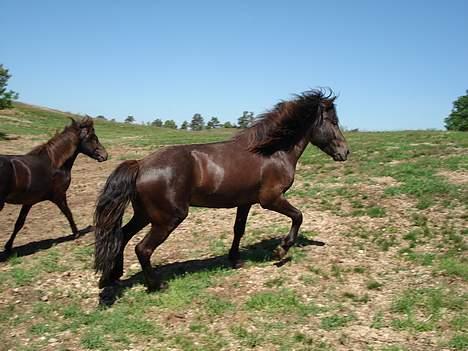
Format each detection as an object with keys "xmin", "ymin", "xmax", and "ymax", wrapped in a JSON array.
[
  {"xmin": 293, "ymin": 211, "xmax": 303, "ymax": 225},
  {"xmin": 173, "ymin": 207, "xmax": 188, "ymax": 225},
  {"xmin": 135, "ymin": 242, "xmax": 152, "ymax": 262}
]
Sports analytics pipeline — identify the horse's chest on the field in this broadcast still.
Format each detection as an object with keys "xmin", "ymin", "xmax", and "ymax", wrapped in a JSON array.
[{"xmin": 52, "ymin": 171, "xmax": 71, "ymax": 191}]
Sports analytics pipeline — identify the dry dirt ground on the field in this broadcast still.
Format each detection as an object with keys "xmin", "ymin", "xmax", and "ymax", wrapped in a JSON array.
[{"xmin": 0, "ymin": 136, "xmax": 466, "ymax": 351}]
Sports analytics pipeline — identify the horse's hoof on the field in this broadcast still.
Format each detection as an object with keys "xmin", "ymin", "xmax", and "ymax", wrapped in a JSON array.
[
  {"xmin": 230, "ymin": 259, "xmax": 244, "ymax": 269},
  {"xmin": 147, "ymin": 280, "xmax": 168, "ymax": 292},
  {"xmin": 273, "ymin": 246, "xmax": 287, "ymax": 260},
  {"xmin": 98, "ymin": 286, "xmax": 117, "ymax": 307}
]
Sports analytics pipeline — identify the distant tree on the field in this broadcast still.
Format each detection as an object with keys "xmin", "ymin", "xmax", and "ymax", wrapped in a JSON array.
[
  {"xmin": 223, "ymin": 121, "xmax": 236, "ymax": 128},
  {"xmin": 238, "ymin": 111, "xmax": 255, "ymax": 128},
  {"xmin": 95, "ymin": 115, "xmax": 107, "ymax": 120},
  {"xmin": 190, "ymin": 113, "xmax": 205, "ymax": 131},
  {"xmin": 180, "ymin": 121, "xmax": 189, "ymax": 130},
  {"xmin": 445, "ymin": 90, "xmax": 468, "ymax": 131},
  {"xmin": 110, "ymin": 118, "xmax": 116, "ymax": 123},
  {"xmin": 0, "ymin": 64, "xmax": 19, "ymax": 109},
  {"xmin": 163, "ymin": 119, "xmax": 177, "ymax": 129},
  {"xmin": 151, "ymin": 118, "xmax": 163, "ymax": 127},
  {"xmin": 206, "ymin": 116, "xmax": 221, "ymax": 129},
  {"xmin": 125, "ymin": 115, "xmax": 135, "ymax": 123}
]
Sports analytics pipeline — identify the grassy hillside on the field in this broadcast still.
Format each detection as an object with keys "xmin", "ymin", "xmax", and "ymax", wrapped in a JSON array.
[
  {"xmin": 0, "ymin": 102, "xmax": 236, "ymax": 147},
  {"xmin": 0, "ymin": 103, "xmax": 467, "ymax": 351}
]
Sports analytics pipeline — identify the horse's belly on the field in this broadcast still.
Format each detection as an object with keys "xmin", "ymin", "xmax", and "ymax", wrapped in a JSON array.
[
  {"xmin": 189, "ymin": 189, "xmax": 258, "ymax": 208},
  {"xmin": 6, "ymin": 191, "xmax": 46, "ymax": 205}
]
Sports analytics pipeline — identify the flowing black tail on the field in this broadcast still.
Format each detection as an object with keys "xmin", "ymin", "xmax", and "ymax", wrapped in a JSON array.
[{"xmin": 94, "ymin": 160, "xmax": 139, "ymax": 282}]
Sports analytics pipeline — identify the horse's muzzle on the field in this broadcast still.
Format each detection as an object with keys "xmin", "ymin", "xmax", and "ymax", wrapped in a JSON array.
[
  {"xmin": 333, "ymin": 149, "xmax": 349, "ymax": 162},
  {"xmin": 95, "ymin": 151, "xmax": 108, "ymax": 162}
]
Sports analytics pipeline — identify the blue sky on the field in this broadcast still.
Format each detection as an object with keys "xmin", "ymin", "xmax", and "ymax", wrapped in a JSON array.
[{"xmin": 2, "ymin": 0, "xmax": 467, "ymax": 130}]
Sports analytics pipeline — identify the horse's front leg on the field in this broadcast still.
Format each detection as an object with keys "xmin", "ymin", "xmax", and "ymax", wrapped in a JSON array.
[
  {"xmin": 53, "ymin": 197, "xmax": 79, "ymax": 237},
  {"xmin": 229, "ymin": 205, "xmax": 251, "ymax": 268},
  {"xmin": 261, "ymin": 195, "xmax": 303, "ymax": 260}
]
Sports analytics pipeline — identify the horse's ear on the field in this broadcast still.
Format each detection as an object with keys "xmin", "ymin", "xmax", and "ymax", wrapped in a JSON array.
[
  {"xmin": 69, "ymin": 117, "xmax": 79, "ymax": 127},
  {"xmin": 81, "ymin": 115, "xmax": 94, "ymax": 128},
  {"xmin": 321, "ymin": 98, "xmax": 335, "ymax": 109}
]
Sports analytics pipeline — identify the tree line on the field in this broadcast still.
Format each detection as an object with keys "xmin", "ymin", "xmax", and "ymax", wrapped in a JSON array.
[{"xmin": 121, "ymin": 111, "xmax": 256, "ymax": 130}]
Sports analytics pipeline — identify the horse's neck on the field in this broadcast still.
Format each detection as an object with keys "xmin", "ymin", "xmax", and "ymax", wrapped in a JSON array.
[
  {"xmin": 46, "ymin": 132, "xmax": 80, "ymax": 170},
  {"xmin": 286, "ymin": 134, "xmax": 310, "ymax": 166},
  {"xmin": 60, "ymin": 151, "xmax": 80, "ymax": 171}
]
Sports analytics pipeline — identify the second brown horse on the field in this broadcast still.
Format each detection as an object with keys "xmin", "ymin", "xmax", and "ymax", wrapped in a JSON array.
[
  {"xmin": 94, "ymin": 89, "xmax": 349, "ymax": 294},
  {"xmin": 0, "ymin": 118, "xmax": 108, "ymax": 253}
]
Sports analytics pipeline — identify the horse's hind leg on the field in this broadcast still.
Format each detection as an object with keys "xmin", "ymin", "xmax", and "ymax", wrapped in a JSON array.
[
  {"xmin": 4, "ymin": 205, "xmax": 32, "ymax": 252},
  {"xmin": 261, "ymin": 195, "xmax": 303, "ymax": 260},
  {"xmin": 135, "ymin": 207, "xmax": 188, "ymax": 291},
  {"xmin": 106, "ymin": 212, "xmax": 149, "ymax": 285},
  {"xmin": 229, "ymin": 205, "xmax": 251, "ymax": 268}
]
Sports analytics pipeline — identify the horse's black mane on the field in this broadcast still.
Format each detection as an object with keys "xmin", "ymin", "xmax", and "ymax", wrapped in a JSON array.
[{"xmin": 235, "ymin": 89, "xmax": 336, "ymax": 155}]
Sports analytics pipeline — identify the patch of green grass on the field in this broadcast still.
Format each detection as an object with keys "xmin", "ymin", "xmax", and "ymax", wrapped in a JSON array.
[
  {"xmin": 73, "ymin": 245, "xmax": 94, "ymax": 268},
  {"xmin": 152, "ymin": 268, "xmax": 231, "ymax": 310},
  {"xmin": 406, "ymin": 252, "xmax": 436, "ymax": 266},
  {"xmin": 201, "ymin": 294, "xmax": 234, "ymax": 316},
  {"xmin": 366, "ymin": 206, "xmax": 386, "ymax": 218},
  {"xmin": 448, "ymin": 334, "xmax": 468, "ymax": 350},
  {"xmin": 382, "ymin": 160, "xmax": 462, "ymax": 208},
  {"xmin": 29, "ymin": 322, "xmax": 53, "ymax": 335},
  {"xmin": 367, "ymin": 280, "xmax": 383, "ymax": 290},
  {"xmin": 264, "ymin": 276, "xmax": 286, "ymax": 288},
  {"xmin": 9, "ymin": 266, "xmax": 37, "ymax": 286},
  {"xmin": 80, "ymin": 331, "xmax": 109, "ymax": 350},
  {"xmin": 245, "ymin": 289, "xmax": 319, "ymax": 316},
  {"xmin": 209, "ymin": 238, "xmax": 227, "ymax": 256},
  {"xmin": 438, "ymin": 257, "xmax": 468, "ymax": 280},
  {"xmin": 391, "ymin": 287, "xmax": 466, "ymax": 332},
  {"xmin": 230, "ymin": 325, "xmax": 264, "ymax": 348},
  {"xmin": 7, "ymin": 253, "xmax": 23, "ymax": 265},
  {"xmin": 353, "ymin": 266, "xmax": 366, "ymax": 274},
  {"xmin": 371, "ymin": 311, "xmax": 385, "ymax": 329},
  {"xmin": 320, "ymin": 314, "xmax": 355, "ymax": 330},
  {"xmin": 38, "ymin": 249, "xmax": 69, "ymax": 273},
  {"xmin": 451, "ymin": 315, "xmax": 468, "ymax": 331}
]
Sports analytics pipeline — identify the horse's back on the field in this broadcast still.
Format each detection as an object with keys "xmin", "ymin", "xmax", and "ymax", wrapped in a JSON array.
[{"xmin": 135, "ymin": 142, "xmax": 263, "ymax": 209}]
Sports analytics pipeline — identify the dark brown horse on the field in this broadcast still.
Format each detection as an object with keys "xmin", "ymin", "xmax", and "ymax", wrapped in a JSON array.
[
  {"xmin": 0, "ymin": 118, "xmax": 108, "ymax": 253},
  {"xmin": 94, "ymin": 89, "xmax": 349, "ymax": 294}
]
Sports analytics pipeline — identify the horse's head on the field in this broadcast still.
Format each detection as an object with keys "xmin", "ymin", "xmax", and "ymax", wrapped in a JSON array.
[
  {"xmin": 309, "ymin": 98, "xmax": 349, "ymax": 161},
  {"xmin": 72, "ymin": 117, "xmax": 108, "ymax": 162}
]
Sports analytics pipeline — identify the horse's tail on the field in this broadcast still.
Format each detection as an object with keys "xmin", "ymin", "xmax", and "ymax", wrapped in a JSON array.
[{"xmin": 94, "ymin": 160, "xmax": 139, "ymax": 282}]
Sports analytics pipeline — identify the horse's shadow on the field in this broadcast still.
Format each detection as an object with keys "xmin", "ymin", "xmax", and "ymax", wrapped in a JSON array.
[
  {"xmin": 100, "ymin": 236, "xmax": 325, "ymax": 306},
  {"xmin": 0, "ymin": 225, "xmax": 94, "ymax": 262}
]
